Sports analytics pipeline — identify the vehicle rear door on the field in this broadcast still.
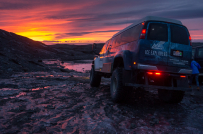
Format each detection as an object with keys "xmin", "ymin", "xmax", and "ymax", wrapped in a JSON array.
[
  {"xmin": 140, "ymin": 22, "xmax": 170, "ymax": 66},
  {"xmin": 168, "ymin": 24, "xmax": 192, "ymax": 68}
]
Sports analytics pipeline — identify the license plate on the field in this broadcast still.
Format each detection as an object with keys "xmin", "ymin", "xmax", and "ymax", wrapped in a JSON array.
[{"xmin": 173, "ymin": 50, "xmax": 183, "ymax": 57}]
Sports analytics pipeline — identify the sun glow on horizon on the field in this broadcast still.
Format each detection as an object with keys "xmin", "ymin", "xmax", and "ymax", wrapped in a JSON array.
[
  {"xmin": 15, "ymin": 28, "xmax": 118, "ymax": 44},
  {"xmin": 16, "ymin": 31, "xmax": 54, "ymax": 41}
]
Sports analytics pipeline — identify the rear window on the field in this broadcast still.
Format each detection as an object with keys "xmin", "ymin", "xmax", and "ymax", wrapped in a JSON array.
[
  {"xmin": 147, "ymin": 23, "xmax": 168, "ymax": 42},
  {"xmin": 170, "ymin": 25, "xmax": 189, "ymax": 45}
]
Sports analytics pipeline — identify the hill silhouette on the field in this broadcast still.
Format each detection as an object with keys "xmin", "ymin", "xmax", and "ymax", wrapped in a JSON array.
[{"xmin": 0, "ymin": 29, "xmax": 104, "ymax": 78}]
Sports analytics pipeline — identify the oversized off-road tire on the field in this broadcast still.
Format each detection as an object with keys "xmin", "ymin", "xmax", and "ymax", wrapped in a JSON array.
[
  {"xmin": 158, "ymin": 89, "xmax": 185, "ymax": 103},
  {"xmin": 110, "ymin": 67, "xmax": 133, "ymax": 102},
  {"xmin": 90, "ymin": 65, "xmax": 101, "ymax": 87}
]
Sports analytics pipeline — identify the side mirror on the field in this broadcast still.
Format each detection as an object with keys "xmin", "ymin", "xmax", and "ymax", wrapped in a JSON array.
[{"xmin": 94, "ymin": 55, "xmax": 99, "ymax": 59}]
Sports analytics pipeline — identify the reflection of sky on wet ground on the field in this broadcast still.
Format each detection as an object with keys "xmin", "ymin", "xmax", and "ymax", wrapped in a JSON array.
[
  {"xmin": 0, "ymin": 71, "xmax": 203, "ymax": 133},
  {"xmin": 43, "ymin": 59, "xmax": 92, "ymax": 72}
]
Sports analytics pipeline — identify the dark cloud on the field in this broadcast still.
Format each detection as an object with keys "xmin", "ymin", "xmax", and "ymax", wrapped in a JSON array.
[
  {"xmin": 54, "ymin": 30, "xmax": 119, "ymax": 39},
  {"xmin": 104, "ymin": 20, "xmax": 137, "ymax": 26},
  {"xmin": 59, "ymin": 32, "xmax": 92, "ymax": 37},
  {"xmin": 0, "ymin": 0, "xmax": 203, "ymax": 42},
  {"xmin": 189, "ymin": 29, "xmax": 203, "ymax": 31},
  {"xmin": 156, "ymin": 8, "xmax": 203, "ymax": 19},
  {"xmin": 43, "ymin": 0, "xmax": 203, "ymax": 31},
  {"xmin": 0, "ymin": 0, "xmax": 105, "ymax": 13},
  {"xmin": 0, "ymin": 2, "xmax": 32, "ymax": 10}
]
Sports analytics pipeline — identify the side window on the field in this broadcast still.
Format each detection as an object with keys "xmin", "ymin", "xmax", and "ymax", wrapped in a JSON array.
[
  {"xmin": 112, "ymin": 23, "xmax": 143, "ymax": 48},
  {"xmin": 111, "ymin": 37, "xmax": 116, "ymax": 48},
  {"xmin": 113, "ymin": 34, "xmax": 122, "ymax": 48},
  {"xmin": 147, "ymin": 23, "xmax": 168, "ymax": 42},
  {"xmin": 198, "ymin": 47, "xmax": 203, "ymax": 58},
  {"xmin": 170, "ymin": 25, "xmax": 189, "ymax": 45},
  {"xmin": 120, "ymin": 23, "xmax": 143, "ymax": 44}
]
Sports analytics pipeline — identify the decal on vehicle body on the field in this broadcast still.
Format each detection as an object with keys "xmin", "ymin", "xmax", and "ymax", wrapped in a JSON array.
[
  {"xmin": 169, "ymin": 59, "xmax": 188, "ymax": 65},
  {"xmin": 151, "ymin": 41, "xmax": 165, "ymax": 50},
  {"xmin": 145, "ymin": 50, "xmax": 167, "ymax": 56}
]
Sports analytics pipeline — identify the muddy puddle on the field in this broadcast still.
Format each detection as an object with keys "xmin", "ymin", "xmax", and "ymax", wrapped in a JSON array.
[
  {"xmin": 43, "ymin": 59, "xmax": 92, "ymax": 72},
  {"xmin": 0, "ymin": 61, "xmax": 203, "ymax": 133}
]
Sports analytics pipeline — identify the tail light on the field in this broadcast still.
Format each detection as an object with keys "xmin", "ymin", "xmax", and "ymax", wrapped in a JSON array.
[
  {"xmin": 147, "ymin": 72, "xmax": 153, "ymax": 75},
  {"xmin": 140, "ymin": 29, "xmax": 146, "ymax": 39},
  {"xmin": 180, "ymin": 75, "xmax": 186, "ymax": 78},
  {"xmin": 189, "ymin": 36, "xmax": 192, "ymax": 46},
  {"xmin": 155, "ymin": 72, "xmax": 161, "ymax": 75},
  {"xmin": 147, "ymin": 72, "xmax": 161, "ymax": 75}
]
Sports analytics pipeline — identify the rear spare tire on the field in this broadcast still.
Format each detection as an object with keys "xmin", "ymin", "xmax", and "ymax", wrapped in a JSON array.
[{"xmin": 90, "ymin": 65, "xmax": 101, "ymax": 87}]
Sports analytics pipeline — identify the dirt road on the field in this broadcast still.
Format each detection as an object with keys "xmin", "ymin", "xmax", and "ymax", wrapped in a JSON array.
[{"xmin": 0, "ymin": 69, "xmax": 203, "ymax": 134}]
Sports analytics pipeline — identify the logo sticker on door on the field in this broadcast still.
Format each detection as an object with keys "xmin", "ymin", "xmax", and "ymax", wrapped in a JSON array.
[{"xmin": 151, "ymin": 41, "xmax": 165, "ymax": 50}]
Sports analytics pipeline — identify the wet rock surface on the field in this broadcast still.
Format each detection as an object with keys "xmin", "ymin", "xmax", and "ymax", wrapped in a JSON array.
[{"xmin": 0, "ymin": 69, "xmax": 203, "ymax": 134}]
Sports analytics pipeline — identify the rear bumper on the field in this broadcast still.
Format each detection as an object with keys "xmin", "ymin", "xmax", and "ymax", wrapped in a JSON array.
[
  {"xmin": 123, "ymin": 69, "xmax": 191, "ymax": 91},
  {"xmin": 136, "ymin": 63, "xmax": 192, "ymax": 74},
  {"xmin": 125, "ymin": 83, "xmax": 191, "ymax": 91}
]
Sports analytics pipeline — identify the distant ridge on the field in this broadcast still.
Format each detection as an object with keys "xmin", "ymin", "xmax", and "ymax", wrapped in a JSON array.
[{"xmin": 0, "ymin": 29, "xmax": 104, "ymax": 78}]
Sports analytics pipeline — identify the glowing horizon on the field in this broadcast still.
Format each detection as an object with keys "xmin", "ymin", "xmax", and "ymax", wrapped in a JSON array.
[{"xmin": 0, "ymin": 0, "xmax": 203, "ymax": 45}]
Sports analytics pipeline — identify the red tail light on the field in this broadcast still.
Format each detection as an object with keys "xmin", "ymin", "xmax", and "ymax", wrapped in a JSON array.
[
  {"xmin": 140, "ymin": 29, "xmax": 146, "ymax": 39},
  {"xmin": 155, "ymin": 72, "xmax": 161, "ymax": 75},
  {"xmin": 180, "ymin": 75, "xmax": 186, "ymax": 78},
  {"xmin": 189, "ymin": 36, "xmax": 192, "ymax": 46},
  {"xmin": 147, "ymin": 72, "xmax": 161, "ymax": 75},
  {"xmin": 147, "ymin": 72, "xmax": 153, "ymax": 75},
  {"xmin": 142, "ymin": 29, "xmax": 146, "ymax": 34}
]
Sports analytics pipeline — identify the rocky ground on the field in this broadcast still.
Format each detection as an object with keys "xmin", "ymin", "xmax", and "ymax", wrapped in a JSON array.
[
  {"xmin": 0, "ymin": 61, "xmax": 203, "ymax": 134},
  {"xmin": 1, "ymin": 29, "xmax": 203, "ymax": 133}
]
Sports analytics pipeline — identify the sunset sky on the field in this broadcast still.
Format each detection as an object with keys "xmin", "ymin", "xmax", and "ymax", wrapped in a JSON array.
[{"xmin": 0, "ymin": 0, "xmax": 203, "ymax": 45}]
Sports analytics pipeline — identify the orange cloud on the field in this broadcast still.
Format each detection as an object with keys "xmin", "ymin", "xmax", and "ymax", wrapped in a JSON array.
[{"xmin": 0, "ymin": 0, "xmax": 203, "ymax": 44}]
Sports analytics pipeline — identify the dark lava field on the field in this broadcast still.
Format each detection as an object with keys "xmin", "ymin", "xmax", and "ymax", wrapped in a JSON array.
[
  {"xmin": 0, "ymin": 66, "xmax": 203, "ymax": 134},
  {"xmin": 0, "ymin": 29, "xmax": 203, "ymax": 133}
]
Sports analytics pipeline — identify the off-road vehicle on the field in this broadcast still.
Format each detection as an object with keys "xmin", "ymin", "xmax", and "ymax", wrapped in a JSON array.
[{"xmin": 90, "ymin": 16, "xmax": 192, "ymax": 103}]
